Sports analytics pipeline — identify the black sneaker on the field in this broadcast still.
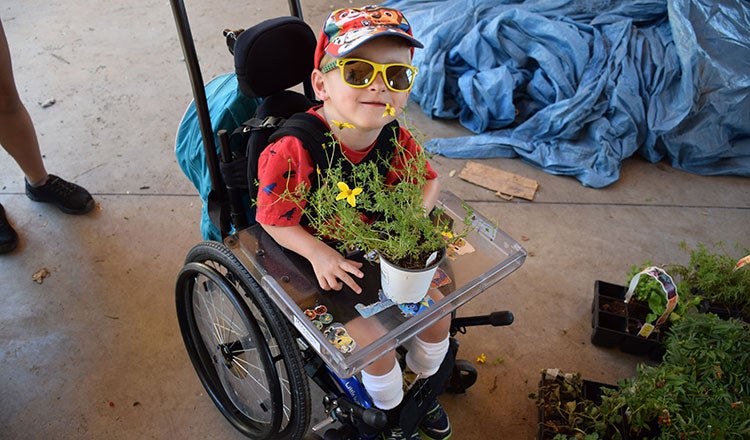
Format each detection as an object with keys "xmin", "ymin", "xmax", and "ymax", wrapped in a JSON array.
[
  {"xmin": 0, "ymin": 203, "xmax": 19, "ymax": 254},
  {"xmin": 419, "ymin": 401, "xmax": 452, "ymax": 440},
  {"xmin": 26, "ymin": 174, "xmax": 95, "ymax": 215}
]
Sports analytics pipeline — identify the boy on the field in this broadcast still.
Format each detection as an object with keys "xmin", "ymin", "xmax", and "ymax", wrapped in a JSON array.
[{"xmin": 255, "ymin": 6, "xmax": 451, "ymax": 440}]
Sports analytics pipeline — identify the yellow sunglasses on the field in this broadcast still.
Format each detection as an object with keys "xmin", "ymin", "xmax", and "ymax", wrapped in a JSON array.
[{"xmin": 321, "ymin": 58, "xmax": 418, "ymax": 92}]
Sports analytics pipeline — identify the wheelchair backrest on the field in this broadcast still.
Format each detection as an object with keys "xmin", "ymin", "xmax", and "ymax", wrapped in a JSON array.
[
  {"xmin": 231, "ymin": 16, "xmax": 321, "ymax": 226},
  {"xmin": 177, "ymin": 16, "xmax": 319, "ymax": 240},
  {"xmin": 233, "ymin": 16, "xmax": 316, "ymax": 99}
]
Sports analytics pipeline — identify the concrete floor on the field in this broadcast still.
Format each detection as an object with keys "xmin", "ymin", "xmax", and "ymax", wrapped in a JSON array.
[{"xmin": 1, "ymin": 0, "xmax": 748, "ymax": 439}]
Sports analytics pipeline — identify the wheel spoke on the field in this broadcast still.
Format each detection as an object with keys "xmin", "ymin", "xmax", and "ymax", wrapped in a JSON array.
[{"xmin": 231, "ymin": 357, "xmax": 271, "ymax": 391}]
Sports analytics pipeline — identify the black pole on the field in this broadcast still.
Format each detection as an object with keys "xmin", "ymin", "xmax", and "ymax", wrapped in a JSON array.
[
  {"xmin": 169, "ymin": 0, "xmax": 225, "ymax": 203},
  {"xmin": 287, "ymin": 0, "xmax": 304, "ymax": 19},
  {"xmin": 218, "ymin": 129, "xmax": 249, "ymax": 229}
]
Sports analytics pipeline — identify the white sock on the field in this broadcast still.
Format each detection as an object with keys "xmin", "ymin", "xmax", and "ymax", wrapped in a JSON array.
[
  {"xmin": 360, "ymin": 360, "xmax": 403, "ymax": 410},
  {"xmin": 405, "ymin": 336, "xmax": 449, "ymax": 378}
]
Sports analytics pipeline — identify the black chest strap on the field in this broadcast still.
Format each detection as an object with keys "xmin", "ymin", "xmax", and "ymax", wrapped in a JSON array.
[{"xmin": 269, "ymin": 112, "xmax": 400, "ymax": 192}]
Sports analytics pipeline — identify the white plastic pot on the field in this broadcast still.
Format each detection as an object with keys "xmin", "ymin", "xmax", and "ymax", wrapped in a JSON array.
[{"xmin": 379, "ymin": 250, "xmax": 444, "ymax": 304}]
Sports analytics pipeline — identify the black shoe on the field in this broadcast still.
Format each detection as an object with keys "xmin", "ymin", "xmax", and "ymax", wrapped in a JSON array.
[
  {"xmin": 26, "ymin": 174, "xmax": 95, "ymax": 214},
  {"xmin": 0, "ymin": 203, "xmax": 19, "ymax": 254},
  {"xmin": 380, "ymin": 426, "xmax": 421, "ymax": 440},
  {"xmin": 419, "ymin": 400, "xmax": 452, "ymax": 440}
]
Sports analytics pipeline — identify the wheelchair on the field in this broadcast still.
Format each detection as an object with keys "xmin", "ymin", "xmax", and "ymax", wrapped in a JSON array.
[{"xmin": 170, "ymin": 1, "xmax": 526, "ymax": 439}]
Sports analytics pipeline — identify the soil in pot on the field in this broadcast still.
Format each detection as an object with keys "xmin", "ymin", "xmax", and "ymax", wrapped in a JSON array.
[{"xmin": 600, "ymin": 296, "xmax": 626, "ymax": 315}]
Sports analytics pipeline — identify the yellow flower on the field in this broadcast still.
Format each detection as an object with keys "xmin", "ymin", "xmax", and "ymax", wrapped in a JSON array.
[
  {"xmin": 335, "ymin": 182, "xmax": 363, "ymax": 207},
  {"xmin": 476, "ymin": 353, "xmax": 486, "ymax": 364},
  {"xmin": 441, "ymin": 227, "xmax": 454, "ymax": 240},
  {"xmin": 332, "ymin": 120, "xmax": 355, "ymax": 129},
  {"xmin": 382, "ymin": 103, "xmax": 396, "ymax": 118}
]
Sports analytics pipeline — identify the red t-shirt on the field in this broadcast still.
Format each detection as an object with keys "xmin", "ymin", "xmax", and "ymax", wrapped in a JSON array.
[{"xmin": 255, "ymin": 108, "xmax": 437, "ymax": 227}]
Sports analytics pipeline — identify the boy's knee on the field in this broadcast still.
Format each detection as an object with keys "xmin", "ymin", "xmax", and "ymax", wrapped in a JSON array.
[
  {"xmin": 361, "ymin": 359, "xmax": 403, "ymax": 410},
  {"xmin": 420, "ymin": 314, "xmax": 451, "ymax": 341},
  {"xmin": 405, "ymin": 335, "xmax": 449, "ymax": 378},
  {"xmin": 365, "ymin": 351, "xmax": 397, "ymax": 376}
]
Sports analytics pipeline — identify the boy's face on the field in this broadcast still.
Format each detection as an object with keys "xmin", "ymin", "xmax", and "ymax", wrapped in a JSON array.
[{"xmin": 315, "ymin": 38, "xmax": 413, "ymax": 133}]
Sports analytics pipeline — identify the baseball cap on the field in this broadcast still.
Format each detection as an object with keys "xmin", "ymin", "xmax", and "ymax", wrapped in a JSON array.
[{"xmin": 313, "ymin": 5, "xmax": 423, "ymax": 69}]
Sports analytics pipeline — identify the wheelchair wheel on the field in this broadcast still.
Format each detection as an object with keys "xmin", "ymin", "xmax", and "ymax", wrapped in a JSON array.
[
  {"xmin": 446, "ymin": 359, "xmax": 478, "ymax": 394},
  {"xmin": 176, "ymin": 241, "xmax": 310, "ymax": 439}
]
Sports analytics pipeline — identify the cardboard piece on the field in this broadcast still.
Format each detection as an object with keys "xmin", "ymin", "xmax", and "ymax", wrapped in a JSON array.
[{"xmin": 458, "ymin": 161, "xmax": 539, "ymax": 200}]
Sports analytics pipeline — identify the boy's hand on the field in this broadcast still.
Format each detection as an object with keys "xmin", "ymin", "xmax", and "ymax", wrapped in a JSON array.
[
  {"xmin": 310, "ymin": 245, "xmax": 364, "ymax": 293},
  {"xmin": 259, "ymin": 224, "xmax": 364, "ymax": 294}
]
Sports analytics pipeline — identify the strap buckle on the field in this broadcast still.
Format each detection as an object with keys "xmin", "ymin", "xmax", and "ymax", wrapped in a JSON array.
[{"xmin": 242, "ymin": 116, "xmax": 285, "ymax": 132}]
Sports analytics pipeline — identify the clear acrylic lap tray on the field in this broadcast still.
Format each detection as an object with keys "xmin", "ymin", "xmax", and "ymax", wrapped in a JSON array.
[{"xmin": 228, "ymin": 190, "xmax": 526, "ymax": 378}]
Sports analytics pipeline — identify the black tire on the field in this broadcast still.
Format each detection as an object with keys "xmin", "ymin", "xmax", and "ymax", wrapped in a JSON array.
[
  {"xmin": 446, "ymin": 359, "xmax": 478, "ymax": 393},
  {"xmin": 176, "ymin": 241, "xmax": 310, "ymax": 439}
]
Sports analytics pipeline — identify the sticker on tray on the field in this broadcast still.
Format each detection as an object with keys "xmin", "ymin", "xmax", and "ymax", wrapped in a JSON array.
[
  {"xmin": 304, "ymin": 305, "xmax": 333, "ymax": 326},
  {"xmin": 355, "ymin": 289, "xmax": 434, "ymax": 319},
  {"xmin": 355, "ymin": 290, "xmax": 395, "ymax": 318},
  {"xmin": 430, "ymin": 267, "xmax": 452, "ymax": 288},
  {"xmin": 446, "ymin": 238, "xmax": 475, "ymax": 260},
  {"xmin": 396, "ymin": 295, "xmax": 434, "ymax": 317},
  {"xmin": 324, "ymin": 322, "xmax": 357, "ymax": 354}
]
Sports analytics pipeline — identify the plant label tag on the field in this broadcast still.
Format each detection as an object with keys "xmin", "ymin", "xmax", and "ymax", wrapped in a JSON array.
[
  {"xmin": 638, "ymin": 323, "xmax": 655, "ymax": 338},
  {"xmin": 624, "ymin": 266, "xmax": 679, "ymax": 326}
]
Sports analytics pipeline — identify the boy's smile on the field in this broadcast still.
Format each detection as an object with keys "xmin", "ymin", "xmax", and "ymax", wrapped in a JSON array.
[{"xmin": 314, "ymin": 37, "xmax": 413, "ymax": 149}]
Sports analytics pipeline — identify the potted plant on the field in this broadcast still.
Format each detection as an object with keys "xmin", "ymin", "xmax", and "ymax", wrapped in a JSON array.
[
  {"xmin": 599, "ymin": 312, "xmax": 750, "ymax": 439},
  {"xmin": 670, "ymin": 241, "xmax": 750, "ymax": 321},
  {"xmin": 532, "ymin": 369, "xmax": 624, "ymax": 440},
  {"xmin": 279, "ymin": 125, "xmax": 473, "ymax": 304},
  {"xmin": 591, "ymin": 263, "xmax": 700, "ymax": 360}
]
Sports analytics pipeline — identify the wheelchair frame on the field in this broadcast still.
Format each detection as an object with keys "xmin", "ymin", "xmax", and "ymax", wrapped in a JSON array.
[{"xmin": 169, "ymin": 1, "xmax": 525, "ymax": 439}]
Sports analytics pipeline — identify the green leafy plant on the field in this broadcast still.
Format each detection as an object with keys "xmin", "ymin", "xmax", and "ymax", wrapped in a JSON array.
[
  {"xmin": 532, "ymin": 370, "xmax": 625, "ymax": 440},
  {"xmin": 600, "ymin": 313, "xmax": 750, "ymax": 439},
  {"xmin": 627, "ymin": 262, "xmax": 667, "ymax": 324},
  {"xmin": 670, "ymin": 241, "xmax": 750, "ymax": 317},
  {"xmin": 275, "ymin": 125, "xmax": 472, "ymax": 270},
  {"xmin": 626, "ymin": 262, "xmax": 700, "ymax": 325}
]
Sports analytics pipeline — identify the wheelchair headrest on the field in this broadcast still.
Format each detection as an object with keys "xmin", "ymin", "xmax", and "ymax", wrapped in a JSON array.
[{"xmin": 234, "ymin": 16, "xmax": 316, "ymax": 99}]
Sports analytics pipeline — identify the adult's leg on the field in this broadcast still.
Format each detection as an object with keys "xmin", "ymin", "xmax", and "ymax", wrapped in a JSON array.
[{"xmin": 0, "ymin": 18, "xmax": 48, "ymax": 184}]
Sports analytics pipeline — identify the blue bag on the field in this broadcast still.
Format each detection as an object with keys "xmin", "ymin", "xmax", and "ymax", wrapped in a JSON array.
[{"xmin": 175, "ymin": 73, "xmax": 260, "ymax": 240}]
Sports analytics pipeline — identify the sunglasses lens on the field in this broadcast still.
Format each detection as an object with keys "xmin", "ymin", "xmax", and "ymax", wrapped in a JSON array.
[
  {"xmin": 343, "ymin": 60, "xmax": 375, "ymax": 86},
  {"xmin": 385, "ymin": 65, "xmax": 415, "ymax": 91},
  {"xmin": 340, "ymin": 59, "xmax": 416, "ymax": 91}
]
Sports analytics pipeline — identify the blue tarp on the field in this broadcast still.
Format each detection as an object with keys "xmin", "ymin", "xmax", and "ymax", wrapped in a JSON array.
[{"xmin": 383, "ymin": 0, "xmax": 750, "ymax": 187}]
